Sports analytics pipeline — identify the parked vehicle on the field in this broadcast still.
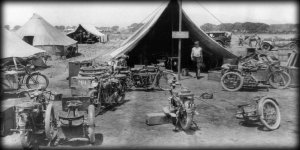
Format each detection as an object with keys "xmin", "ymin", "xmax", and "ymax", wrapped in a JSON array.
[
  {"xmin": 221, "ymin": 54, "xmax": 291, "ymax": 91},
  {"xmin": 88, "ymin": 74, "xmax": 126, "ymax": 115},
  {"xmin": 10, "ymin": 89, "xmax": 59, "ymax": 148},
  {"xmin": 57, "ymin": 101, "xmax": 96, "ymax": 145},
  {"xmin": 236, "ymin": 96, "xmax": 281, "ymax": 130},
  {"xmin": 206, "ymin": 31, "xmax": 232, "ymax": 48},
  {"xmin": 163, "ymin": 79, "xmax": 197, "ymax": 130},
  {"xmin": 1, "ymin": 57, "xmax": 49, "ymax": 92},
  {"xmin": 260, "ymin": 37, "xmax": 298, "ymax": 51}
]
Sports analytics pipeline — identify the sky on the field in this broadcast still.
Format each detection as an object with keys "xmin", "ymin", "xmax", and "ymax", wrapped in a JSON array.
[{"xmin": 2, "ymin": 1, "xmax": 298, "ymax": 29}]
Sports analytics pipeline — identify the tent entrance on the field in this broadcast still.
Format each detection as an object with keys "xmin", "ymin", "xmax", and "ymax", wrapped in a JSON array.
[{"xmin": 22, "ymin": 36, "xmax": 34, "ymax": 45}]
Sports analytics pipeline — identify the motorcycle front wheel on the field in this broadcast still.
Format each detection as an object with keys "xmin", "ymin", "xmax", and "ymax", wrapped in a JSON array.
[
  {"xmin": 45, "ymin": 103, "xmax": 57, "ymax": 143},
  {"xmin": 26, "ymin": 72, "xmax": 49, "ymax": 90},
  {"xmin": 269, "ymin": 71, "xmax": 291, "ymax": 89},
  {"xmin": 20, "ymin": 130, "xmax": 33, "ymax": 149},
  {"xmin": 179, "ymin": 101, "xmax": 194, "ymax": 130},
  {"xmin": 220, "ymin": 72, "xmax": 244, "ymax": 92},
  {"xmin": 88, "ymin": 90, "xmax": 101, "ymax": 115},
  {"xmin": 259, "ymin": 98, "xmax": 281, "ymax": 130}
]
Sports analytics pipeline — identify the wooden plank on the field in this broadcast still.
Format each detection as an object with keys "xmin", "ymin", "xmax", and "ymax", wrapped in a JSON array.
[{"xmin": 145, "ymin": 113, "xmax": 170, "ymax": 126}]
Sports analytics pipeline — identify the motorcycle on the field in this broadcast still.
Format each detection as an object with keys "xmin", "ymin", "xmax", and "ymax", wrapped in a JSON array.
[
  {"xmin": 10, "ymin": 89, "xmax": 58, "ymax": 148},
  {"xmin": 163, "ymin": 79, "xmax": 197, "ymax": 131},
  {"xmin": 236, "ymin": 96, "xmax": 281, "ymax": 130},
  {"xmin": 120, "ymin": 64, "xmax": 175, "ymax": 91},
  {"xmin": 88, "ymin": 74, "xmax": 126, "ymax": 115},
  {"xmin": 221, "ymin": 54, "xmax": 291, "ymax": 91},
  {"xmin": 1, "ymin": 56, "xmax": 49, "ymax": 92}
]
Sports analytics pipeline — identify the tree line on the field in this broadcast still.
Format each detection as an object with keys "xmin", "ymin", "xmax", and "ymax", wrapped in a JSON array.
[{"xmin": 201, "ymin": 22, "xmax": 298, "ymax": 34}]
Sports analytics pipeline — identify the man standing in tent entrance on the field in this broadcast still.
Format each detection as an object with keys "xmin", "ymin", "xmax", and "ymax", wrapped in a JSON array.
[{"xmin": 191, "ymin": 41, "xmax": 203, "ymax": 79}]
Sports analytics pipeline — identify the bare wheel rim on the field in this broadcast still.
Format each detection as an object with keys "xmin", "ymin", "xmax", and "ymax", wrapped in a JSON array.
[
  {"xmin": 158, "ymin": 72, "xmax": 174, "ymax": 91},
  {"xmin": 45, "ymin": 104, "xmax": 57, "ymax": 141}
]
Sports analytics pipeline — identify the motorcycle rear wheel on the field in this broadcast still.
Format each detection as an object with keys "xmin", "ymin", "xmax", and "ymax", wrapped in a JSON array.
[
  {"xmin": 259, "ymin": 98, "xmax": 281, "ymax": 130},
  {"xmin": 221, "ymin": 72, "xmax": 243, "ymax": 92},
  {"xmin": 88, "ymin": 105, "xmax": 96, "ymax": 144},
  {"xmin": 26, "ymin": 72, "xmax": 49, "ymax": 90},
  {"xmin": 269, "ymin": 71, "xmax": 291, "ymax": 89}
]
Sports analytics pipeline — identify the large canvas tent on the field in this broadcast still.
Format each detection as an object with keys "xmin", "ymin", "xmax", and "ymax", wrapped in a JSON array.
[
  {"xmin": 16, "ymin": 13, "xmax": 77, "ymax": 56},
  {"xmin": 67, "ymin": 24, "xmax": 108, "ymax": 43},
  {"xmin": 106, "ymin": 0, "xmax": 236, "ymax": 70},
  {"xmin": 2, "ymin": 29, "xmax": 45, "ymax": 58}
]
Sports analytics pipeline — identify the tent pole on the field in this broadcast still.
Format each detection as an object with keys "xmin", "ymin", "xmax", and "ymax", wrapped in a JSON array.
[
  {"xmin": 13, "ymin": 57, "xmax": 18, "ymax": 70},
  {"xmin": 177, "ymin": 0, "xmax": 182, "ymax": 80}
]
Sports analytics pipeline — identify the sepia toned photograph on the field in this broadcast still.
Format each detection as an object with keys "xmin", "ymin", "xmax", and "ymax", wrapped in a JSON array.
[{"xmin": 1, "ymin": 0, "xmax": 298, "ymax": 149}]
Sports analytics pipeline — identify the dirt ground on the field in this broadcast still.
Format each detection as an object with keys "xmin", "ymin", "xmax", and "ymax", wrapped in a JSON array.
[{"xmin": 2, "ymin": 33, "xmax": 298, "ymax": 149}]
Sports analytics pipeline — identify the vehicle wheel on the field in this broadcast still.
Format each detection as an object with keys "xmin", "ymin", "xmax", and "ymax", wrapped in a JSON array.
[
  {"xmin": 20, "ymin": 130, "xmax": 32, "ymax": 149},
  {"xmin": 289, "ymin": 43, "xmax": 297, "ymax": 50},
  {"xmin": 88, "ymin": 105, "xmax": 95, "ymax": 144},
  {"xmin": 26, "ymin": 72, "xmax": 49, "ymax": 90},
  {"xmin": 125, "ymin": 78, "xmax": 134, "ymax": 90},
  {"xmin": 158, "ymin": 72, "xmax": 175, "ymax": 91},
  {"xmin": 117, "ymin": 84, "xmax": 126, "ymax": 104},
  {"xmin": 88, "ymin": 90, "xmax": 101, "ymax": 115},
  {"xmin": 179, "ymin": 101, "xmax": 193, "ymax": 130},
  {"xmin": 269, "ymin": 71, "xmax": 291, "ymax": 89},
  {"xmin": 261, "ymin": 43, "xmax": 272, "ymax": 51},
  {"xmin": 259, "ymin": 98, "xmax": 281, "ymax": 130},
  {"xmin": 45, "ymin": 103, "xmax": 57, "ymax": 142},
  {"xmin": 220, "ymin": 72, "xmax": 243, "ymax": 92}
]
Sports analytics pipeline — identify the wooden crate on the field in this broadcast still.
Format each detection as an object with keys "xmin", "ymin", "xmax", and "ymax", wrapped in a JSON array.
[
  {"xmin": 208, "ymin": 70, "xmax": 222, "ymax": 82},
  {"xmin": 70, "ymin": 76, "xmax": 95, "ymax": 96}
]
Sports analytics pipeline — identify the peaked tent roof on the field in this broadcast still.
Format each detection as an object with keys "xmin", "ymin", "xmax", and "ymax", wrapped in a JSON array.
[
  {"xmin": 2, "ymin": 29, "xmax": 45, "ymax": 58},
  {"xmin": 68, "ymin": 24, "xmax": 105, "ymax": 37},
  {"xmin": 16, "ymin": 13, "xmax": 77, "ymax": 46},
  {"xmin": 107, "ymin": 0, "xmax": 236, "ymax": 59}
]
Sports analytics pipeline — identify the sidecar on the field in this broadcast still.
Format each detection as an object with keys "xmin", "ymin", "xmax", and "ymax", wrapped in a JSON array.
[{"xmin": 236, "ymin": 96, "xmax": 281, "ymax": 130}]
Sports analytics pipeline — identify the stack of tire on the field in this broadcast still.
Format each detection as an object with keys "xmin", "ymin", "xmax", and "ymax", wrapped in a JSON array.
[{"xmin": 78, "ymin": 66, "xmax": 111, "ymax": 77}]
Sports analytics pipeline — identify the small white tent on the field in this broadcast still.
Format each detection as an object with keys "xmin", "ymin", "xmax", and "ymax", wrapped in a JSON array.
[
  {"xmin": 67, "ymin": 24, "xmax": 108, "ymax": 43},
  {"xmin": 16, "ymin": 13, "xmax": 77, "ymax": 55}
]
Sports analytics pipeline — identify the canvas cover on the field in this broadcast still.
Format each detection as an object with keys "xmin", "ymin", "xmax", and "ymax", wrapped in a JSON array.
[
  {"xmin": 67, "ymin": 24, "xmax": 108, "ymax": 43},
  {"xmin": 16, "ymin": 13, "xmax": 77, "ymax": 46},
  {"xmin": 107, "ymin": 0, "xmax": 236, "ymax": 60},
  {"xmin": 2, "ymin": 29, "xmax": 45, "ymax": 58}
]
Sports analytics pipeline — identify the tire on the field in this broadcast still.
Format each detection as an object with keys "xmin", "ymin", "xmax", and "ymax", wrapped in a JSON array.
[
  {"xmin": 88, "ymin": 105, "xmax": 95, "ymax": 144},
  {"xmin": 179, "ymin": 101, "xmax": 193, "ymax": 130},
  {"xmin": 269, "ymin": 71, "xmax": 291, "ymax": 89},
  {"xmin": 220, "ymin": 72, "xmax": 243, "ymax": 92},
  {"xmin": 261, "ymin": 43, "xmax": 272, "ymax": 51},
  {"xmin": 26, "ymin": 72, "xmax": 49, "ymax": 90},
  {"xmin": 158, "ymin": 72, "xmax": 175, "ymax": 91},
  {"xmin": 88, "ymin": 90, "xmax": 101, "ymax": 115},
  {"xmin": 259, "ymin": 98, "xmax": 281, "ymax": 130},
  {"xmin": 117, "ymin": 83, "xmax": 126, "ymax": 104},
  {"xmin": 45, "ymin": 103, "xmax": 57, "ymax": 141}
]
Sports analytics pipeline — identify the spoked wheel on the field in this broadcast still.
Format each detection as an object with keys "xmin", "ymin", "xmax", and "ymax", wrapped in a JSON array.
[
  {"xmin": 158, "ymin": 72, "xmax": 175, "ymax": 91},
  {"xmin": 45, "ymin": 103, "xmax": 58, "ymax": 144},
  {"xmin": 261, "ymin": 43, "xmax": 272, "ymax": 51},
  {"xmin": 125, "ymin": 77, "xmax": 134, "ymax": 90},
  {"xmin": 88, "ymin": 90, "xmax": 101, "ymax": 115},
  {"xmin": 178, "ymin": 101, "xmax": 193, "ymax": 130},
  {"xmin": 269, "ymin": 71, "xmax": 291, "ymax": 89},
  {"xmin": 221, "ymin": 72, "xmax": 243, "ymax": 92},
  {"xmin": 117, "ymin": 84, "xmax": 126, "ymax": 104},
  {"xmin": 88, "ymin": 105, "xmax": 95, "ymax": 144},
  {"xmin": 26, "ymin": 73, "xmax": 49, "ymax": 90},
  {"xmin": 259, "ymin": 98, "xmax": 281, "ymax": 130}
]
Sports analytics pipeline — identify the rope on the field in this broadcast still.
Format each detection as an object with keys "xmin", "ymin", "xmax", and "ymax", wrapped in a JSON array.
[
  {"xmin": 192, "ymin": 0, "xmax": 223, "ymax": 25},
  {"xmin": 137, "ymin": 1, "xmax": 166, "ymax": 24}
]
